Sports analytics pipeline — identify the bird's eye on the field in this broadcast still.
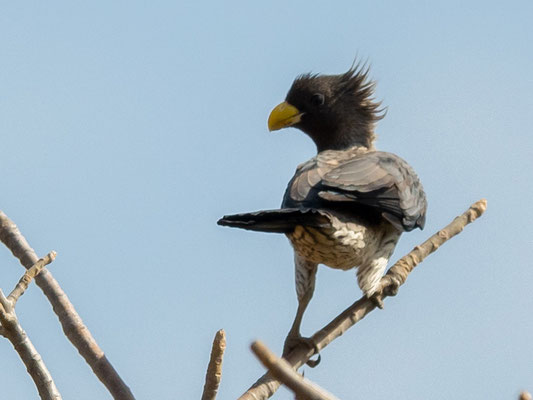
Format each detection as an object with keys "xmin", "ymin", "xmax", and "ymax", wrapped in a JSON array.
[{"xmin": 310, "ymin": 93, "xmax": 325, "ymax": 106}]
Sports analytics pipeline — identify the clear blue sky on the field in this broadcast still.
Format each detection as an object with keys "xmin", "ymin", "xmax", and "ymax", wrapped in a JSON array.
[{"xmin": 1, "ymin": 1, "xmax": 532, "ymax": 399}]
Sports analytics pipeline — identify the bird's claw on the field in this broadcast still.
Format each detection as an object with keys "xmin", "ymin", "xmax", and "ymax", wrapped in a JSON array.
[
  {"xmin": 369, "ymin": 293, "xmax": 385, "ymax": 309},
  {"xmin": 370, "ymin": 275, "xmax": 402, "ymax": 308},
  {"xmin": 283, "ymin": 334, "xmax": 321, "ymax": 368}
]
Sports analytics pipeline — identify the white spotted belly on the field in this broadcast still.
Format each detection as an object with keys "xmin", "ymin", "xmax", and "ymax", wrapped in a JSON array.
[{"xmin": 287, "ymin": 222, "xmax": 377, "ymax": 270}]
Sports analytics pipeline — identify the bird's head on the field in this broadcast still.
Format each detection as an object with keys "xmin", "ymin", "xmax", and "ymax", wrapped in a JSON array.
[{"xmin": 268, "ymin": 65, "xmax": 384, "ymax": 152}]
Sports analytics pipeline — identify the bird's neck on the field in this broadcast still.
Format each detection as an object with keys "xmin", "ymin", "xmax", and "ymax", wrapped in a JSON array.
[{"xmin": 313, "ymin": 125, "xmax": 376, "ymax": 153}]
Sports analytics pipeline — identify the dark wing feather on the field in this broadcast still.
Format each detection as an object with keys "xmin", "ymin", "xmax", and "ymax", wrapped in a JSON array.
[{"xmin": 318, "ymin": 151, "xmax": 427, "ymax": 231}]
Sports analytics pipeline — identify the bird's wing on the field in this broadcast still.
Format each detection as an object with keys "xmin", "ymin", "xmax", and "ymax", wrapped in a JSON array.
[{"xmin": 317, "ymin": 151, "xmax": 427, "ymax": 231}]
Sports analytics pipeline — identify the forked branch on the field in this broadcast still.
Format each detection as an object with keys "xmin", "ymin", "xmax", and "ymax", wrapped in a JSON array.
[
  {"xmin": 0, "ymin": 252, "xmax": 61, "ymax": 400},
  {"xmin": 0, "ymin": 211, "xmax": 135, "ymax": 400}
]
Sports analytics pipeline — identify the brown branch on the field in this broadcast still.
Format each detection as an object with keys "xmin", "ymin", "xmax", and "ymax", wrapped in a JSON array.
[
  {"xmin": 0, "ymin": 211, "xmax": 135, "ymax": 400},
  {"xmin": 8, "ymin": 251, "xmax": 56, "ymax": 304},
  {"xmin": 239, "ymin": 199, "xmax": 488, "ymax": 400},
  {"xmin": 201, "ymin": 329, "xmax": 227, "ymax": 400},
  {"xmin": 0, "ymin": 256, "xmax": 62, "ymax": 400},
  {"xmin": 251, "ymin": 340, "xmax": 339, "ymax": 400}
]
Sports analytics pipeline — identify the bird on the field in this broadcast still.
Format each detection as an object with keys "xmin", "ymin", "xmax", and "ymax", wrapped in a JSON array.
[{"xmin": 218, "ymin": 64, "xmax": 427, "ymax": 358}]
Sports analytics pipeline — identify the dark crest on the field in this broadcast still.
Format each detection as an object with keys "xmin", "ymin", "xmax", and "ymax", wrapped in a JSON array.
[
  {"xmin": 291, "ymin": 62, "xmax": 385, "ymax": 124},
  {"xmin": 334, "ymin": 62, "xmax": 385, "ymax": 124}
]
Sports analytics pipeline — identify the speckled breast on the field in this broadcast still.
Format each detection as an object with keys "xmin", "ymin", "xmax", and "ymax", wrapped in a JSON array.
[{"xmin": 286, "ymin": 218, "xmax": 381, "ymax": 270}]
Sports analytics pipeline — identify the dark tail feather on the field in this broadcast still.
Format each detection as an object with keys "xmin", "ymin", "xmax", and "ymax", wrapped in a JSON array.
[{"xmin": 217, "ymin": 208, "xmax": 329, "ymax": 233}]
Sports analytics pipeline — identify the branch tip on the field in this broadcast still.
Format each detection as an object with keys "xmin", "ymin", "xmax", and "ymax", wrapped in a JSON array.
[
  {"xmin": 8, "ymin": 251, "xmax": 58, "ymax": 304},
  {"xmin": 520, "ymin": 391, "xmax": 532, "ymax": 400},
  {"xmin": 201, "ymin": 329, "xmax": 227, "ymax": 400}
]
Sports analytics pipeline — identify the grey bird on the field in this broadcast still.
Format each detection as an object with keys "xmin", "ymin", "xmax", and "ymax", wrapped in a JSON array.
[{"xmin": 218, "ymin": 65, "xmax": 427, "ymax": 358}]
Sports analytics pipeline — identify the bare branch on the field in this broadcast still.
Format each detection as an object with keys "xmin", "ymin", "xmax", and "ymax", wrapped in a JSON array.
[
  {"xmin": 239, "ymin": 199, "xmax": 487, "ymax": 400},
  {"xmin": 8, "ymin": 251, "xmax": 56, "ymax": 304},
  {"xmin": 201, "ymin": 329, "xmax": 226, "ymax": 400},
  {"xmin": 0, "ymin": 211, "xmax": 135, "ymax": 400},
  {"xmin": 0, "ymin": 273, "xmax": 62, "ymax": 399},
  {"xmin": 251, "ymin": 340, "xmax": 339, "ymax": 400}
]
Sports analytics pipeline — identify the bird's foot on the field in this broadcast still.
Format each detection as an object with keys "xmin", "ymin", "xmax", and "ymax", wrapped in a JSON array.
[
  {"xmin": 369, "ymin": 292, "xmax": 385, "ymax": 309},
  {"xmin": 382, "ymin": 275, "xmax": 402, "ymax": 297},
  {"xmin": 368, "ymin": 275, "xmax": 402, "ymax": 309},
  {"xmin": 283, "ymin": 333, "xmax": 321, "ymax": 368}
]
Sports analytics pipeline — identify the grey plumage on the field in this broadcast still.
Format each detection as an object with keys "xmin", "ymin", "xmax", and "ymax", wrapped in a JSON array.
[{"xmin": 281, "ymin": 147, "xmax": 426, "ymax": 231}]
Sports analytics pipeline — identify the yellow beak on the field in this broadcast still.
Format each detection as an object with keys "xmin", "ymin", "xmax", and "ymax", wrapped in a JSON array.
[{"xmin": 267, "ymin": 101, "xmax": 303, "ymax": 131}]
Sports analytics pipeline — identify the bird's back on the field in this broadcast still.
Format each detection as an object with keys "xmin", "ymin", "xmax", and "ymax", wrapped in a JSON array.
[{"xmin": 282, "ymin": 146, "xmax": 427, "ymax": 232}]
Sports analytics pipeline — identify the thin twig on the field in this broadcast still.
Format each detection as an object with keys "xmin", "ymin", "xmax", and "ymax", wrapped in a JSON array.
[
  {"xmin": 251, "ymin": 340, "xmax": 339, "ymax": 400},
  {"xmin": 8, "ymin": 251, "xmax": 56, "ymax": 304},
  {"xmin": 201, "ymin": 329, "xmax": 226, "ymax": 400},
  {"xmin": 239, "ymin": 199, "xmax": 487, "ymax": 400},
  {"xmin": 0, "ymin": 257, "xmax": 62, "ymax": 400},
  {"xmin": 0, "ymin": 211, "xmax": 135, "ymax": 400}
]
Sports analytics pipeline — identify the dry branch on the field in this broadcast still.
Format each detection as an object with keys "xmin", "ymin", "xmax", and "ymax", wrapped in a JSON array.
[
  {"xmin": 239, "ymin": 199, "xmax": 487, "ymax": 400},
  {"xmin": 0, "ymin": 211, "xmax": 135, "ymax": 400},
  {"xmin": 8, "ymin": 251, "xmax": 56, "ymax": 303},
  {"xmin": 0, "ymin": 252, "xmax": 61, "ymax": 400},
  {"xmin": 201, "ymin": 329, "xmax": 227, "ymax": 400},
  {"xmin": 251, "ymin": 340, "xmax": 339, "ymax": 400}
]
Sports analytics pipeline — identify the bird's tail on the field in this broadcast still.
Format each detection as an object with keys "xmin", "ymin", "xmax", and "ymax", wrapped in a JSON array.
[{"xmin": 217, "ymin": 208, "xmax": 330, "ymax": 233}]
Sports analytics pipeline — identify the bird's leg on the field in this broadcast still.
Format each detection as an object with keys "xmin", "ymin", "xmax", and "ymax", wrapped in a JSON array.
[
  {"xmin": 284, "ymin": 295, "xmax": 314, "ymax": 351},
  {"xmin": 358, "ymin": 230, "xmax": 401, "ymax": 308},
  {"xmin": 283, "ymin": 255, "xmax": 320, "ymax": 366},
  {"xmin": 357, "ymin": 256, "xmax": 391, "ymax": 310}
]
